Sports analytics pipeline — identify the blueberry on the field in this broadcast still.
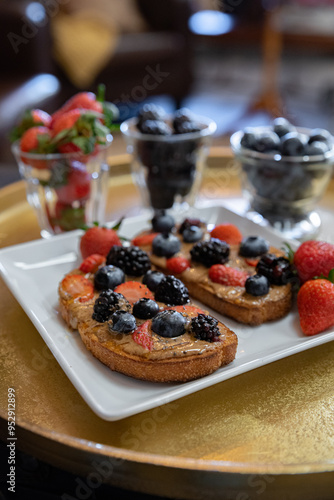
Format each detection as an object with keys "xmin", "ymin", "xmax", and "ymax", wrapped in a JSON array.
[
  {"xmin": 308, "ymin": 128, "xmax": 333, "ymax": 146},
  {"xmin": 109, "ymin": 310, "xmax": 136, "ymax": 333},
  {"xmin": 173, "ymin": 108, "xmax": 195, "ymax": 133},
  {"xmin": 139, "ymin": 120, "xmax": 172, "ymax": 136},
  {"xmin": 253, "ymin": 131, "xmax": 280, "ymax": 153},
  {"xmin": 137, "ymin": 104, "xmax": 165, "ymax": 126},
  {"xmin": 272, "ymin": 117, "xmax": 295, "ymax": 138},
  {"xmin": 151, "ymin": 310, "xmax": 186, "ymax": 338},
  {"xmin": 152, "ymin": 233, "xmax": 181, "ymax": 258},
  {"xmin": 280, "ymin": 132, "xmax": 308, "ymax": 156},
  {"xmin": 94, "ymin": 265, "xmax": 125, "ymax": 291},
  {"xmin": 240, "ymin": 129, "xmax": 257, "ymax": 150},
  {"xmin": 133, "ymin": 298, "xmax": 160, "ymax": 319},
  {"xmin": 152, "ymin": 210, "xmax": 175, "ymax": 232},
  {"xmin": 182, "ymin": 225, "xmax": 203, "ymax": 243},
  {"xmin": 174, "ymin": 121, "xmax": 201, "ymax": 134},
  {"xmin": 305, "ymin": 140, "xmax": 329, "ymax": 156},
  {"xmin": 245, "ymin": 274, "xmax": 270, "ymax": 296},
  {"xmin": 239, "ymin": 236, "xmax": 269, "ymax": 258},
  {"xmin": 142, "ymin": 270, "xmax": 165, "ymax": 292}
]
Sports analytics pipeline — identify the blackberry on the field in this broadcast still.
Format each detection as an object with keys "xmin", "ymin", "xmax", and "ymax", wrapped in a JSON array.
[
  {"xmin": 178, "ymin": 217, "xmax": 203, "ymax": 234},
  {"xmin": 92, "ymin": 290, "xmax": 128, "ymax": 323},
  {"xmin": 191, "ymin": 314, "xmax": 221, "ymax": 342},
  {"xmin": 190, "ymin": 239, "xmax": 230, "ymax": 267},
  {"xmin": 256, "ymin": 253, "xmax": 293, "ymax": 285},
  {"xmin": 155, "ymin": 276, "xmax": 189, "ymax": 306},
  {"xmin": 106, "ymin": 246, "xmax": 151, "ymax": 277}
]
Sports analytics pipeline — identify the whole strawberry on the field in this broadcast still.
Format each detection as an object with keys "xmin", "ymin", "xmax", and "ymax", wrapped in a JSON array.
[
  {"xmin": 11, "ymin": 108, "xmax": 52, "ymax": 142},
  {"xmin": 297, "ymin": 271, "xmax": 334, "ymax": 335},
  {"xmin": 294, "ymin": 240, "xmax": 334, "ymax": 283},
  {"xmin": 80, "ymin": 225, "xmax": 121, "ymax": 259},
  {"xmin": 50, "ymin": 92, "xmax": 103, "ymax": 126}
]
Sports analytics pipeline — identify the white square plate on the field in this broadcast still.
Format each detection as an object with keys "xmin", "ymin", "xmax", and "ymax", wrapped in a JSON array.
[{"xmin": 1, "ymin": 205, "xmax": 333, "ymax": 421}]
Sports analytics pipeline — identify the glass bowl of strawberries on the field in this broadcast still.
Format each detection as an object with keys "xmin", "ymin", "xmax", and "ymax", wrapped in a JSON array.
[{"xmin": 11, "ymin": 89, "xmax": 118, "ymax": 238}]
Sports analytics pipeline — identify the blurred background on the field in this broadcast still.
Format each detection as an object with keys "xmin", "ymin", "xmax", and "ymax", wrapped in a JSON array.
[{"xmin": 2, "ymin": 0, "xmax": 334, "ymax": 186}]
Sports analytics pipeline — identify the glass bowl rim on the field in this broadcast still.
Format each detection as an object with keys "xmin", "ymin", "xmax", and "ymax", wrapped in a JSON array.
[
  {"xmin": 120, "ymin": 115, "xmax": 217, "ymax": 142},
  {"xmin": 11, "ymin": 134, "xmax": 113, "ymax": 161},
  {"xmin": 230, "ymin": 127, "xmax": 334, "ymax": 163}
]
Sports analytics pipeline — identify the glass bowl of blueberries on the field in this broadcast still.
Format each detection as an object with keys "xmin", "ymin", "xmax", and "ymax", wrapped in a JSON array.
[
  {"xmin": 230, "ymin": 118, "xmax": 334, "ymax": 240},
  {"xmin": 121, "ymin": 104, "xmax": 216, "ymax": 211}
]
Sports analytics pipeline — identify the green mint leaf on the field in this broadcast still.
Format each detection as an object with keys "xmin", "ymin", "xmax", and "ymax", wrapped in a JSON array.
[
  {"xmin": 97, "ymin": 83, "xmax": 106, "ymax": 102},
  {"xmin": 111, "ymin": 216, "xmax": 124, "ymax": 231},
  {"xmin": 72, "ymin": 136, "xmax": 95, "ymax": 154},
  {"xmin": 282, "ymin": 242, "xmax": 295, "ymax": 264}
]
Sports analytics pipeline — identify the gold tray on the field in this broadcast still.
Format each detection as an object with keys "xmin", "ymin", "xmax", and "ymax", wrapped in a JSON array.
[{"xmin": 1, "ymin": 150, "xmax": 334, "ymax": 499}]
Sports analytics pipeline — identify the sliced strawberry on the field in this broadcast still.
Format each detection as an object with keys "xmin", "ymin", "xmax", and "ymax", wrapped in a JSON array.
[
  {"xmin": 60, "ymin": 274, "xmax": 94, "ymax": 302},
  {"xmin": 132, "ymin": 320, "xmax": 153, "ymax": 351},
  {"xmin": 80, "ymin": 226, "xmax": 121, "ymax": 259},
  {"xmin": 209, "ymin": 264, "xmax": 248, "ymax": 287},
  {"xmin": 165, "ymin": 304, "xmax": 206, "ymax": 317},
  {"xmin": 114, "ymin": 282, "xmax": 154, "ymax": 304},
  {"xmin": 210, "ymin": 223, "xmax": 243, "ymax": 245},
  {"xmin": 79, "ymin": 254, "xmax": 105, "ymax": 273},
  {"xmin": 166, "ymin": 256, "xmax": 191, "ymax": 274},
  {"xmin": 244, "ymin": 257, "xmax": 259, "ymax": 267},
  {"xmin": 131, "ymin": 232, "xmax": 159, "ymax": 247}
]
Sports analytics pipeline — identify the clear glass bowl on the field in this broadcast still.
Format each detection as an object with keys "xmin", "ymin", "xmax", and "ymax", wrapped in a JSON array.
[
  {"xmin": 12, "ymin": 136, "xmax": 112, "ymax": 238},
  {"xmin": 121, "ymin": 116, "xmax": 217, "ymax": 211},
  {"xmin": 231, "ymin": 127, "xmax": 334, "ymax": 240}
]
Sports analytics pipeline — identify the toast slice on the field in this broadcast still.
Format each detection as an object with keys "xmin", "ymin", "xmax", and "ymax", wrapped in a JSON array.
[
  {"xmin": 58, "ymin": 263, "xmax": 238, "ymax": 383},
  {"xmin": 133, "ymin": 221, "xmax": 293, "ymax": 326}
]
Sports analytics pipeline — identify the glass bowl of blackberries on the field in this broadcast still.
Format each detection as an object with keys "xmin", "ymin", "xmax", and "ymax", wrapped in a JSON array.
[
  {"xmin": 231, "ymin": 118, "xmax": 334, "ymax": 240},
  {"xmin": 120, "ymin": 104, "xmax": 216, "ymax": 211}
]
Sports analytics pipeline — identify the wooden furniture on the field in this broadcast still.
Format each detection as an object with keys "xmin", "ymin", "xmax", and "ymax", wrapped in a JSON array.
[{"xmin": 0, "ymin": 150, "xmax": 334, "ymax": 499}]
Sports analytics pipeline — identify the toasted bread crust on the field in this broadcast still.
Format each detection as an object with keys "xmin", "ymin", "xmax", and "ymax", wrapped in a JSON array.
[
  {"xmin": 78, "ymin": 320, "xmax": 237, "ymax": 382},
  {"xmin": 184, "ymin": 280, "xmax": 292, "ymax": 326},
  {"xmin": 58, "ymin": 279, "xmax": 238, "ymax": 383}
]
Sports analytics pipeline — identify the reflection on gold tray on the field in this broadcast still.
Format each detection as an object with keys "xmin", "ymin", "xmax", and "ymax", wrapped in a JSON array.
[{"xmin": 0, "ymin": 151, "xmax": 334, "ymax": 500}]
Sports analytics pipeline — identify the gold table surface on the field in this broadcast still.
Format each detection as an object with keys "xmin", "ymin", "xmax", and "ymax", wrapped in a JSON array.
[{"xmin": 1, "ymin": 148, "xmax": 334, "ymax": 500}]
